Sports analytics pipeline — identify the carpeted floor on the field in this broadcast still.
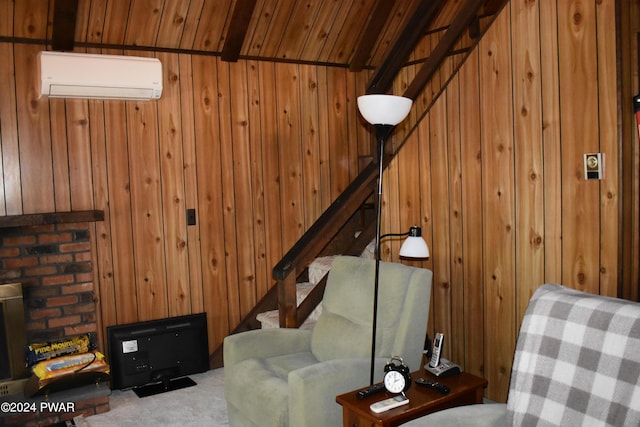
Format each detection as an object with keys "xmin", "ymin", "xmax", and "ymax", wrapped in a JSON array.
[{"xmin": 82, "ymin": 368, "xmax": 228, "ymax": 427}]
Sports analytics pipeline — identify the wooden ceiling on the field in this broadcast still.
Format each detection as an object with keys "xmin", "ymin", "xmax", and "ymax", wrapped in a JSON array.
[{"xmin": 1, "ymin": 0, "xmax": 508, "ymax": 95}]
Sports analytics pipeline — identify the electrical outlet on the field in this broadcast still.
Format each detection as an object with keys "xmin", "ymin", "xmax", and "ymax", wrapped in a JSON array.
[{"xmin": 584, "ymin": 153, "xmax": 604, "ymax": 180}]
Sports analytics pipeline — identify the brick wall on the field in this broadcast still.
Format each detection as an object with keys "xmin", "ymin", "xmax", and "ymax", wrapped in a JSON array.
[
  {"xmin": 0, "ymin": 222, "xmax": 97, "ymax": 344},
  {"xmin": 0, "ymin": 221, "xmax": 109, "ymax": 426}
]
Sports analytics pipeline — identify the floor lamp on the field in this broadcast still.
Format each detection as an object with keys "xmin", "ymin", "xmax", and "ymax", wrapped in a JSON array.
[{"xmin": 357, "ymin": 94, "xmax": 430, "ymax": 389}]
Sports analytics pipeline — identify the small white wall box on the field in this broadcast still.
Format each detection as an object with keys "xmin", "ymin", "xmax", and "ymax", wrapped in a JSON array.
[{"xmin": 584, "ymin": 153, "xmax": 604, "ymax": 180}]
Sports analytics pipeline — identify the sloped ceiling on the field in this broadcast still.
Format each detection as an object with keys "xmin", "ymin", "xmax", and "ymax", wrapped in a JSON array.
[{"xmin": 2, "ymin": 0, "xmax": 508, "ymax": 95}]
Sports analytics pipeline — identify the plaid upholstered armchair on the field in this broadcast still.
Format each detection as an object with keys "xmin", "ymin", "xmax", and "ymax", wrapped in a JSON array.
[{"xmin": 402, "ymin": 284, "xmax": 640, "ymax": 426}]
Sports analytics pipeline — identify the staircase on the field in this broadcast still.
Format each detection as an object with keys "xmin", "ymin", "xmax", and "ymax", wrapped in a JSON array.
[
  {"xmin": 256, "ymin": 240, "xmax": 376, "ymax": 329},
  {"xmin": 256, "ymin": 256, "xmax": 335, "ymax": 329}
]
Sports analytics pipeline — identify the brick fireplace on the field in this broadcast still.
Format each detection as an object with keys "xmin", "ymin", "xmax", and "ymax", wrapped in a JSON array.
[{"xmin": 0, "ymin": 211, "xmax": 110, "ymax": 426}]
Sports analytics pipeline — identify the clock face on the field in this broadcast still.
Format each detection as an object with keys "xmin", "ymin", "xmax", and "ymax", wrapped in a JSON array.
[{"xmin": 383, "ymin": 370, "xmax": 406, "ymax": 393}]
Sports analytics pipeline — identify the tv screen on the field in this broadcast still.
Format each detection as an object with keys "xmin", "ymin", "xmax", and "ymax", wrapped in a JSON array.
[{"xmin": 107, "ymin": 313, "xmax": 209, "ymax": 397}]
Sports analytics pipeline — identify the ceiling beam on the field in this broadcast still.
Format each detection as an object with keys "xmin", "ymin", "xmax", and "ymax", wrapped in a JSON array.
[
  {"xmin": 51, "ymin": 0, "xmax": 78, "ymax": 51},
  {"xmin": 348, "ymin": 0, "xmax": 396, "ymax": 72},
  {"xmin": 222, "ymin": 0, "xmax": 258, "ymax": 62},
  {"xmin": 366, "ymin": 0, "xmax": 446, "ymax": 94},
  {"xmin": 403, "ymin": 0, "xmax": 506, "ymax": 100}
]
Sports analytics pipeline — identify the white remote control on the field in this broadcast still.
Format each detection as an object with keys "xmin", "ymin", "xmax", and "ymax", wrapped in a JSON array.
[{"xmin": 369, "ymin": 394, "xmax": 409, "ymax": 413}]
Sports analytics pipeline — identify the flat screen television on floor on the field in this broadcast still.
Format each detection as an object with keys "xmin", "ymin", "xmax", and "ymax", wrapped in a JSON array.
[{"xmin": 107, "ymin": 312, "xmax": 209, "ymax": 397}]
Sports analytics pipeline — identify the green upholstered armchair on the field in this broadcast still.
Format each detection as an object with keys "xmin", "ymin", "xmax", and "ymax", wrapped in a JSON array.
[{"xmin": 223, "ymin": 255, "xmax": 433, "ymax": 427}]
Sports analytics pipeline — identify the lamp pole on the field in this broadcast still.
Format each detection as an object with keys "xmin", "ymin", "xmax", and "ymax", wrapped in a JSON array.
[{"xmin": 370, "ymin": 123, "xmax": 393, "ymax": 386}]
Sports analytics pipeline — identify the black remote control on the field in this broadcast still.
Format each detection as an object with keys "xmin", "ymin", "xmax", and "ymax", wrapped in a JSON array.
[
  {"xmin": 415, "ymin": 378, "xmax": 450, "ymax": 394},
  {"xmin": 356, "ymin": 382, "xmax": 385, "ymax": 399}
]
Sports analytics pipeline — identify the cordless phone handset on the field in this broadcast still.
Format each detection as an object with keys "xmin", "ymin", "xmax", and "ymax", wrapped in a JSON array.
[{"xmin": 429, "ymin": 332, "xmax": 443, "ymax": 368}]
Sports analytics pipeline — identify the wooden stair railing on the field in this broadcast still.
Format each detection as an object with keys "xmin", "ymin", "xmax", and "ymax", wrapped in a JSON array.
[
  {"xmin": 283, "ymin": 218, "xmax": 378, "ymax": 328},
  {"xmin": 272, "ymin": 137, "xmax": 414, "ymax": 328},
  {"xmin": 272, "ymin": 161, "xmax": 379, "ymax": 327}
]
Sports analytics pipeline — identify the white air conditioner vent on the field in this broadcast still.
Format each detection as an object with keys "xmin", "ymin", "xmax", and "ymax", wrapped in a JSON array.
[{"xmin": 38, "ymin": 51, "xmax": 163, "ymax": 100}]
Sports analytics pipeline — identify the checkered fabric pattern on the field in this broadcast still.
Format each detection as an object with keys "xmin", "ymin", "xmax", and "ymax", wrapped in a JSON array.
[{"xmin": 506, "ymin": 284, "xmax": 640, "ymax": 426}]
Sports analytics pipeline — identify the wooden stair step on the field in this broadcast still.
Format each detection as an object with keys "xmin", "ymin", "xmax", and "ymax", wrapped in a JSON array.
[{"xmin": 256, "ymin": 256, "xmax": 337, "ymax": 329}]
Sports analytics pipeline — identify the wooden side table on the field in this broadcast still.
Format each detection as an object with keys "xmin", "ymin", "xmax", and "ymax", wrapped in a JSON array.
[{"xmin": 336, "ymin": 371, "xmax": 488, "ymax": 427}]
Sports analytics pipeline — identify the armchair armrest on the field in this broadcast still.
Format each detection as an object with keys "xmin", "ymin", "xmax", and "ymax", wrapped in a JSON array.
[
  {"xmin": 288, "ymin": 357, "xmax": 388, "ymax": 427},
  {"xmin": 223, "ymin": 328, "xmax": 312, "ymax": 366}
]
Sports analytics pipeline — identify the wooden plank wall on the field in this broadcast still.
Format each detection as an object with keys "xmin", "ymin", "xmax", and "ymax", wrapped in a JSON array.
[
  {"xmin": 381, "ymin": 0, "xmax": 630, "ymax": 401},
  {"xmin": 0, "ymin": 0, "xmax": 637, "ymax": 403},
  {"xmin": 0, "ymin": 41, "xmax": 370, "ymax": 360}
]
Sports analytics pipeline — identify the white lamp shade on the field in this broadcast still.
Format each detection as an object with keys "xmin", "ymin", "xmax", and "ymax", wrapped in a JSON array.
[
  {"xmin": 399, "ymin": 236, "xmax": 430, "ymax": 259},
  {"xmin": 357, "ymin": 95, "xmax": 413, "ymax": 126}
]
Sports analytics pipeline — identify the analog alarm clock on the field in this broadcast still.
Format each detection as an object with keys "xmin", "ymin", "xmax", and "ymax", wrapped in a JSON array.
[{"xmin": 383, "ymin": 356, "xmax": 411, "ymax": 394}]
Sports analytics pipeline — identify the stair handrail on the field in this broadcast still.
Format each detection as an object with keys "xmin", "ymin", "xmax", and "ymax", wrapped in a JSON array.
[
  {"xmin": 272, "ymin": 147, "xmax": 405, "ymax": 327},
  {"xmin": 271, "ymin": 160, "xmax": 377, "ymax": 327}
]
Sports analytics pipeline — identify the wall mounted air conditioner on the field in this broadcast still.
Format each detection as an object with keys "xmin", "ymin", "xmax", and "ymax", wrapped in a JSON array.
[{"xmin": 38, "ymin": 51, "xmax": 163, "ymax": 100}]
